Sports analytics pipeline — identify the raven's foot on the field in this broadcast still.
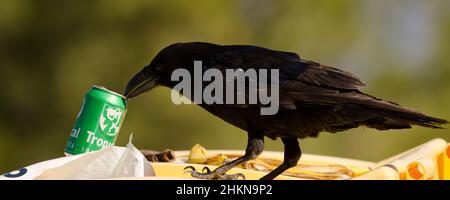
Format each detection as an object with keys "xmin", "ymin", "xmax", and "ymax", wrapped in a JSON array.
[{"xmin": 184, "ymin": 166, "xmax": 245, "ymax": 180}]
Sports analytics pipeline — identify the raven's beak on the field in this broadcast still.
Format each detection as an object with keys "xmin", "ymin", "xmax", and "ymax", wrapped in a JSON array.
[{"xmin": 124, "ymin": 68, "xmax": 158, "ymax": 99}]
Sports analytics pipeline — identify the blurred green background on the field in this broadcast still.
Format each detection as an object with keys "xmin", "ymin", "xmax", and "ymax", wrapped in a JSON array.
[{"xmin": 1, "ymin": 0, "xmax": 449, "ymax": 173}]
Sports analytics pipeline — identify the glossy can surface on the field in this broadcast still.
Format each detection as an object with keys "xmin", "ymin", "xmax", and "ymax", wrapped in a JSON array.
[{"xmin": 64, "ymin": 85, "xmax": 127, "ymax": 155}]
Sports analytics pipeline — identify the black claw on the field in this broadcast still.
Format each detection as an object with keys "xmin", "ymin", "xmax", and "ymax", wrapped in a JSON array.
[
  {"xmin": 184, "ymin": 166, "xmax": 195, "ymax": 171},
  {"xmin": 183, "ymin": 166, "xmax": 196, "ymax": 174},
  {"xmin": 182, "ymin": 165, "xmax": 244, "ymax": 180},
  {"xmin": 237, "ymin": 173, "xmax": 246, "ymax": 180},
  {"xmin": 202, "ymin": 166, "xmax": 211, "ymax": 173}
]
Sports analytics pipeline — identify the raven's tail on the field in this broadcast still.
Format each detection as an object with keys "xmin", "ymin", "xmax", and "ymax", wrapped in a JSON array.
[{"xmin": 361, "ymin": 95, "xmax": 448, "ymax": 130}]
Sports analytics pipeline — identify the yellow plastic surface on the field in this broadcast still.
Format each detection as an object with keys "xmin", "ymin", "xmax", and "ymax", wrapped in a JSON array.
[{"xmin": 132, "ymin": 138, "xmax": 450, "ymax": 180}]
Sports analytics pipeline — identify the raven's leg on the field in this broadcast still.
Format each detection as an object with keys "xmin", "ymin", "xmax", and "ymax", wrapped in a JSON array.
[
  {"xmin": 260, "ymin": 138, "xmax": 301, "ymax": 180},
  {"xmin": 184, "ymin": 131, "xmax": 264, "ymax": 180}
]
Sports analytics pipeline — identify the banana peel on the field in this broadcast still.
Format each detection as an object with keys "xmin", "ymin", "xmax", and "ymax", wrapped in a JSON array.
[
  {"xmin": 187, "ymin": 144, "xmax": 230, "ymax": 165},
  {"xmin": 187, "ymin": 144, "xmax": 209, "ymax": 164}
]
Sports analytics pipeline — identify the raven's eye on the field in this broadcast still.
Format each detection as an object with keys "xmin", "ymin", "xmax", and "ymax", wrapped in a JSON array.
[{"xmin": 155, "ymin": 64, "xmax": 164, "ymax": 72}]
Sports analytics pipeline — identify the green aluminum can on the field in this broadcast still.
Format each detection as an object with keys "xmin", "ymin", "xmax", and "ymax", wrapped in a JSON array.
[{"xmin": 64, "ymin": 85, "xmax": 127, "ymax": 155}]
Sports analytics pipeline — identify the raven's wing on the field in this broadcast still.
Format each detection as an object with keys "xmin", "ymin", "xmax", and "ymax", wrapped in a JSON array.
[
  {"xmin": 211, "ymin": 46, "xmax": 365, "ymax": 89},
  {"xmin": 209, "ymin": 47, "xmax": 365, "ymax": 110},
  {"xmin": 280, "ymin": 59, "xmax": 365, "ymax": 90}
]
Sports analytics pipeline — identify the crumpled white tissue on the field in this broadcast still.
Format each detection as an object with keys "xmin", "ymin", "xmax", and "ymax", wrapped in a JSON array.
[{"xmin": 0, "ymin": 137, "xmax": 154, "ymax": 180}]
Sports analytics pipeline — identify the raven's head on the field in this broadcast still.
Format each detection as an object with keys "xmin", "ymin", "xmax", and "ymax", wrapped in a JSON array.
[{"xmin": 124, "ymin": 42, "xmax": 218, "ymax": 98}]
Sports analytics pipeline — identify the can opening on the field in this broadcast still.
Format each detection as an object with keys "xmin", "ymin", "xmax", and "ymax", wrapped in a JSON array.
[{"xmin": 92, "ymin": 85, "xmax": 126, "ymax": 99}]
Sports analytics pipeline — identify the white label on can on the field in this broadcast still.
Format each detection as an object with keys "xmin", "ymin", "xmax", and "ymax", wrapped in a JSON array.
[{"xmin": 99, "ymin": 105, "xmax": 123, "ymax": 137}]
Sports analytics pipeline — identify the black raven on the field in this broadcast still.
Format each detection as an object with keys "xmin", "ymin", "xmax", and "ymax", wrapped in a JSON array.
[{"xmin": 124, "ymin": 42, "xmax": 447, "ymax": 180}]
